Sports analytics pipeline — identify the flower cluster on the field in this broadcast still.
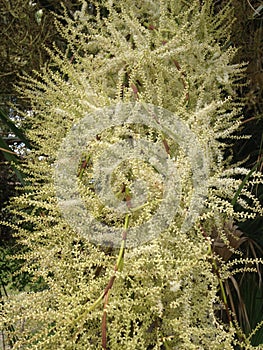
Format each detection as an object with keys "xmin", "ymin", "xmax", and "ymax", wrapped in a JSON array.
[{"xmin": 1, "ymin": 1, "xmax": 262, "ymax": 349}]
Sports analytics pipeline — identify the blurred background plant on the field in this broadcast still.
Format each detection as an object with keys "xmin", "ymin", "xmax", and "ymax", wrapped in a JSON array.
[{"xmin": 213, "ymin": 0, "xmax": 263, "ymax": 345}]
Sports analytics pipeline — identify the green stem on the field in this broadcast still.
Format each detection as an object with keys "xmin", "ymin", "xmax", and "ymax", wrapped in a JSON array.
[
  {"xmin": 163, "ymin": 339, "xmax": 171, "ymax": 350},
  {"xmin": 116, "ymin": 214, "xmax": 129, "ymax": 272}
]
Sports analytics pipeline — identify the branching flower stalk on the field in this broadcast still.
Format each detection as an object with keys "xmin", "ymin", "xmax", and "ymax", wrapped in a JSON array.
[
  {"xmin": 75, "ymin": 158, "xmax": 131, "ymax": 348},
  {"xmin": 78, "ymin": 156, "xmax": 132, "ymax": 348}
]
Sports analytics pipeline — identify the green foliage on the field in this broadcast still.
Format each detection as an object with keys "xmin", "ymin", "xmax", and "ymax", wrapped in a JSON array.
[{"xmin": 1, "ymin": 1, "xmax": 263, "ymax": 349}]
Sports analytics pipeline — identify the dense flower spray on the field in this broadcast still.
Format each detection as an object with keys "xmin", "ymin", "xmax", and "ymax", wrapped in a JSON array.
[{"xmin": 1, "ymin": 1, "xmax": 262, "ymax": 349}]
